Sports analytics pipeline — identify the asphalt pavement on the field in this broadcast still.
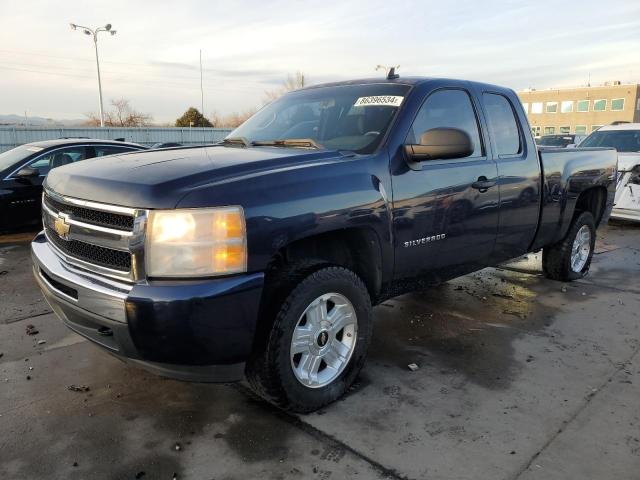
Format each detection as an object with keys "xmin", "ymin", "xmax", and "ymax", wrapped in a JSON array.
[{"xmin": 1, "ymin": 224, "xmax": 639, "ymax": 480}]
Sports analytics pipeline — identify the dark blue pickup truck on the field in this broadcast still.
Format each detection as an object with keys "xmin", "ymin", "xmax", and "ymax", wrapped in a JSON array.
[{"xmin": 32, "ymin": 76, "xmax": 617, "ymax": 412}]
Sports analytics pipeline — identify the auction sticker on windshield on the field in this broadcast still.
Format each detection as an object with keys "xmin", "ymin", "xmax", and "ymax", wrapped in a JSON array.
[{"xmin": 354, "ymin": 96, "xmax": 404, "ymax": 107}]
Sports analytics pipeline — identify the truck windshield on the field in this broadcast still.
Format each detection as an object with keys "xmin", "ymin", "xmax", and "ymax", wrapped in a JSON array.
[
  {"xmin": 580, "ymin": 129, "xmax": 640, "ymax": 152},
  {"xmin": 228, "ymin": 83, "xmax": 411, "ymax": 154}
]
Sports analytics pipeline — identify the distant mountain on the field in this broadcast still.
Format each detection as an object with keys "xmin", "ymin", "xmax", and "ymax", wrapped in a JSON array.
[{"xmin": 0, "ymin": 114, "xmax": 87, "ymax": 127}]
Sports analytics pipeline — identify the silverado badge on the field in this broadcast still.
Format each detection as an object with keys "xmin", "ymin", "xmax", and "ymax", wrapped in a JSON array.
[
  {"xmin": 54, "ymin": 214, "xmax": 70, "ymax": 240},
  {"xmin": 404, "ymin": 234, "xmax": 446, "ymax": 248}
]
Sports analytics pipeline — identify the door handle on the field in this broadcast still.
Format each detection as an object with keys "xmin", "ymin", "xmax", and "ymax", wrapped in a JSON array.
[{"xmin": 471, "ymin": 177, "xmax": 496, "ymax": 192}]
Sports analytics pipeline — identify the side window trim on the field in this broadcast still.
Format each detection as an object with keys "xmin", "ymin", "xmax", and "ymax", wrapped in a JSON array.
[
  {"xmin": 406, "ymin": 86, "xmax": 487, "ymax": 160},
  {"xmin": 94, "ymin": 145, "xmax": 138, "ymax": 156},
  {"xmin": 482, "ymin": 91, "xmax": 525, "ymax": 160}
]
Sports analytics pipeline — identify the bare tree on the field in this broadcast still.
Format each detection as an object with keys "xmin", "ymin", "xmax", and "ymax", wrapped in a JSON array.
[
  {"xmin": 284, "ymin": 71, "xmax": 306, "ymax": 90},
  {"xmin": 209, "ymin": 111, "xmax": 221, "ymax": 128},
  {"xmin": 209, "ymin": 108, "xmax": 258, "ymax": 128},
  {"xmin": 263, "ymin": 71, "xmax": 308, "ymax": 103},
  {"xmin": 195, "ymin": 71, "xmax": 307, "ymax": 130},
  {"xmin": 85, "ymin": 98, "xmax": 153, "ymax": 127},
  {"xmin": 84, "ymin": 113, "xmax": 103, "ymax": 127}
]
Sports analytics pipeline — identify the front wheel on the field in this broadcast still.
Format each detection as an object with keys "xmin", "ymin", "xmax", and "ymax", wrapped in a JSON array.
[
  {"xmin": 543, "ymin": 211, "xmax": 596, "ymax": 282},
  {"xmin": 246, "ymin": 266, "xmax": 372, "ymax": 413}
]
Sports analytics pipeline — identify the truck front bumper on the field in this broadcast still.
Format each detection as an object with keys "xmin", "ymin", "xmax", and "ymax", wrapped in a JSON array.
[{"xmin": 31, "ymin": 232, "xmax": 264, "ymax": 382}]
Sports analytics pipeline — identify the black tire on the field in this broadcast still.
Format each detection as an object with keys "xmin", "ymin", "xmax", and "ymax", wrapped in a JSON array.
[
  {"xmin": 246, "ymin": 266, "xmax": 372, "ymax": 413},
  {"xmin": 542, "ymin": 211, "xmax": 596, "ymax": 282}
]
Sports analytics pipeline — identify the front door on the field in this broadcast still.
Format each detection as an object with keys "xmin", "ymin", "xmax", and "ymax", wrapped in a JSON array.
[
  {"xmin": 392, "ymin": 87, "xmax": 500, "ymax": 281},
  {"xmin": 4, "ymin": 146, "xmax": 88, "ymax": 229}
]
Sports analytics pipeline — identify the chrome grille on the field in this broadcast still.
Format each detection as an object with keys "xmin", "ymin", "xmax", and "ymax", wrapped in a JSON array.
[
  {"xmin": 45, "ymin": 226, "xmax": 132, "ymax": 271},
  {"xmin": 44, "ymin": 193, "xmax": 134, "ymax": 231},
  {"xmin": 42, "ymin": 189, "xmax": 146, "ymax": 282}
]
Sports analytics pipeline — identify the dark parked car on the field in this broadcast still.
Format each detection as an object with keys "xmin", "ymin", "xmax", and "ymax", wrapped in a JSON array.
[
  {"xmin": 536, "ymin": 134, "xmax": 586, "ymax": 147},
  {"xmin": 0, "ymin": 139, "xmax": 144, "ymax": 231},
  {"xmin": 33, "ymin": 76, "xmax": 616, "ymax": 412}
]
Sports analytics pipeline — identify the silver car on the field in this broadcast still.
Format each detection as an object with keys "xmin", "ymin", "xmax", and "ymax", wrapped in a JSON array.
[{"xmin": 580, "ymin": 124, "xmax": 640, "ymax": 222}]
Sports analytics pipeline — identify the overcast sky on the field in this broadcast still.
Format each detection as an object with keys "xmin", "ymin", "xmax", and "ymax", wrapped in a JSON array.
[{"xmin": 1, "ymin": 0, "xmax": 639, "ymax": 123}]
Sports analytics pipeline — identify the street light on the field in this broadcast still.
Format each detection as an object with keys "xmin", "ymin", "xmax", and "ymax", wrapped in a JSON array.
[{"xmin": 70, "ymin": 22, "xmax": 116, "ymax": 127}]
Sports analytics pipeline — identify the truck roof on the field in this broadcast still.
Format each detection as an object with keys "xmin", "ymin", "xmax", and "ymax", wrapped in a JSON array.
[{"xmin": 301, "ymin": 76, "xmax": 512, "ymax": 93}]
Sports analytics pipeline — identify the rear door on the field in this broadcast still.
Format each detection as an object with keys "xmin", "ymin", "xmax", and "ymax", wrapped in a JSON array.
[
  {"xmin": 392, "ymin": 86, "xmax": 500, "ymax": 281},
  {"xmin": 479, "ymin": 91, "xmax": 541, "ymax": 262}
]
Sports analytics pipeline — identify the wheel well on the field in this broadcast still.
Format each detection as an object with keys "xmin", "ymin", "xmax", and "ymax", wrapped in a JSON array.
[
  {"xmin": 249, "ymin": 228, "xmax": 383, "ymax": 356},
  {"xmin": 574, "ymin": 187, "xmax": 607, "ymax": 226},
  {"xmin": 277, "ymin": 228, "xmax": 383, "ymax": 299},
  {"xmin": 260, "ymin": 227, "xmax": 383, "ymax": 316}
]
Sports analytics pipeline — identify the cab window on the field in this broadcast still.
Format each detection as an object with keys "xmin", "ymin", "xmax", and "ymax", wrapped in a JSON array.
[
  {"xmin": 482, "ymin": 93, "xmax": 522, "ymax": 156},
  {"xmin": 407, "ymin": 89, "xmax": 483, "ymax": 158}
]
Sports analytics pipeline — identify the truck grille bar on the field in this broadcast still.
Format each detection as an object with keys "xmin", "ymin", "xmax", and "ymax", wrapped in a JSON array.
[
  {"xmin": 44, "ymin": 193, "xmax": 134, "ymax": 231},
  {"xmin": 45, "ymin": 227, "xmax": 132, "ymax": 272},
  {"xmin": 42, "ymin": 189, "xmax": 147, "ymax": 282}
]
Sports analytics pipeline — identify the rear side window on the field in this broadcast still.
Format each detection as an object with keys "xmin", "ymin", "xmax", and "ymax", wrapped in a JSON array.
[
  {"xmin": 408, "ymin": 89, "xmax": 483, "ymax": 157},
  {"xmin": 94, "ymin": 146, "xmax": 135, "ymax": 157},
  {"xmin": 483, "ymin": 93, "xmax": 521, "ymax": 156}
]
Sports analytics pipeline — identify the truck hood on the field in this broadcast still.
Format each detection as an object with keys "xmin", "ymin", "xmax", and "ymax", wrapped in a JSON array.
[
  {"xmin": 617, "ymin": 152, "xmax": 640, "ymax": 172},
  {"xmin": 45, "ymin": 145, "xmax": 344, "ymax": 209}
]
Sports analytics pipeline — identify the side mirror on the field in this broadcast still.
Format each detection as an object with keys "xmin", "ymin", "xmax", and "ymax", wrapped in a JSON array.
[
  {"xmin": 404, "ymin": 128, "xmax": 473, "ymax": 161},
  {"xmin": 14, "ymin": 167, "xmax": 39, "ymax": 180}
]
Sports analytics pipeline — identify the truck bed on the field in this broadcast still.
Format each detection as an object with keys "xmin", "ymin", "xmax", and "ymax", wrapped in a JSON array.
[{"xmin": 531, "ymin": 147, "xmax": 617, "ymax": 250}]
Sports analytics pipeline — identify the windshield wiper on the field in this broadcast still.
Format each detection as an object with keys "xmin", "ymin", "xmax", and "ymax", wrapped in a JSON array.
[
  {"xmin": 220, "ymin": 137, "xmax": 251, "ymax": 148},
  {"xmin": 251, "ymin": 138, "xmax": 323, "ymax": 150}
]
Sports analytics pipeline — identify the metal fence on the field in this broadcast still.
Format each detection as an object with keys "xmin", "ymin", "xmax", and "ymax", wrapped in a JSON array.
[{"xmin": 0, "ymin": 127, "xmax": 233, "ymax": 152}]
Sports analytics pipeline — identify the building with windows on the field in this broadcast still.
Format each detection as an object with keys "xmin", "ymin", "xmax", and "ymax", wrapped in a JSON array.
[{"xmin": 517, "ymin": 82, "xmax": 640, "ymax": 138}]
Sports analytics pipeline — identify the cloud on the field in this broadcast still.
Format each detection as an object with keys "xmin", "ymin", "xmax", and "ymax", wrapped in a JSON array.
[{"xmin": 0, "ymin": 0, "xmax": 638, "ymax": 122}]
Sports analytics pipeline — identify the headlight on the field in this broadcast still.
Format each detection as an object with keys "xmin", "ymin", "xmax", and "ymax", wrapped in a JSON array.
[{"xmin": 145, "ymin": 206, "xmax": 247, "ymax": 277}]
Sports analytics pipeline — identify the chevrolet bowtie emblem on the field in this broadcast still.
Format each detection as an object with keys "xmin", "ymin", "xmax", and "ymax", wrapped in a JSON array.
[{"xmin": 54, "ymin": 214, "xmax": 70, "ymax": 240}]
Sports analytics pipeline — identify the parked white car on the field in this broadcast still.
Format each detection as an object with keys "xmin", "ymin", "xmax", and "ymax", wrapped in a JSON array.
[{"xmin": 580, "ymin": 124, "xmax": 640, "ymax": 222}]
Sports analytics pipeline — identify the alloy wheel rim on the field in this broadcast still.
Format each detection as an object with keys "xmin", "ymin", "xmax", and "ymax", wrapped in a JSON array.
[
  {"xmin": 290, "ymin": 292, "xmax": 357, "ymax": 388},
  {"xmin": 570, "ymin": 225, "xmax": 591, "ymax": 273}
]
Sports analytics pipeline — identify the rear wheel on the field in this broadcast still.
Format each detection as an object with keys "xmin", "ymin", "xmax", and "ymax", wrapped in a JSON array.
[
  {"xmin": 543, "ymin": 211, "xmax": 596, "ymax": 282},
  {"xmin": 246, "ymin": 266, "xmax": 372, "ymax": 413}
]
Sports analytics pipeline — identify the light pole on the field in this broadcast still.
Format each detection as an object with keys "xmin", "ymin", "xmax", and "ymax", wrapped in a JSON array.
[{"xmin": 70, "ymin": 22, "xmax": 117, "ymax": 127}]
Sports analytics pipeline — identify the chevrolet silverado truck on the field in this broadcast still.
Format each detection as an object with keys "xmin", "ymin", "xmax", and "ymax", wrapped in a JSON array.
[{"xmin": 32, "ymin": 76, "xmax": 617, "ymax": 412}]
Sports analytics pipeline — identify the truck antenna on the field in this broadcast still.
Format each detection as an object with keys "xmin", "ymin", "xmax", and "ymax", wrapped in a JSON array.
[{"xmin": 376, "ymin": 64, "xmax": 400, "ymax": 80}]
